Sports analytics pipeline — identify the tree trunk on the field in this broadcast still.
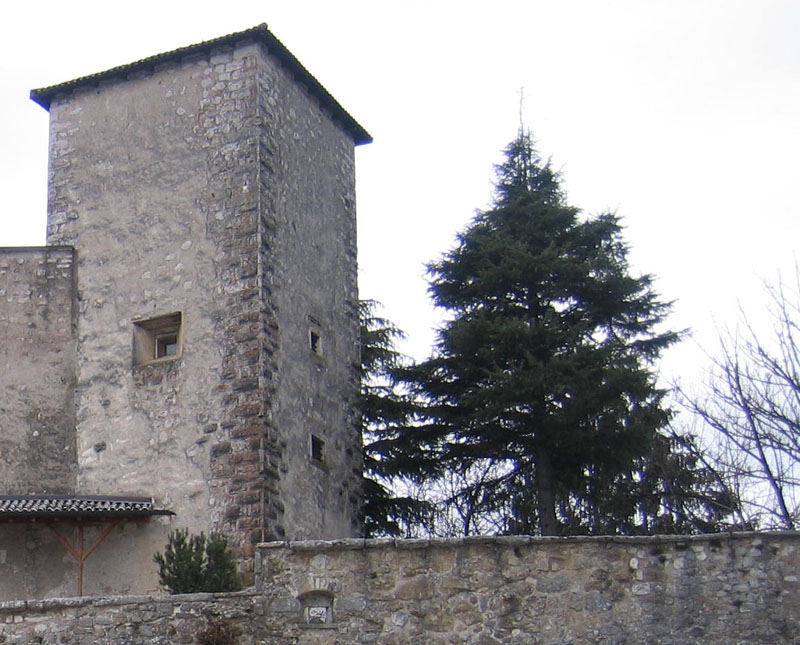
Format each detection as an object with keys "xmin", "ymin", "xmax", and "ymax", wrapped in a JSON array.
[{"xmin": 534, "ymin": 446, "xmax": 559, "ymax": 535}]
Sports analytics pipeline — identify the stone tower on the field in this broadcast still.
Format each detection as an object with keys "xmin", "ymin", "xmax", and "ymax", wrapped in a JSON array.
[{"xmin": 0, "ymin": 24, "xmax": 369, "ymax": 598}]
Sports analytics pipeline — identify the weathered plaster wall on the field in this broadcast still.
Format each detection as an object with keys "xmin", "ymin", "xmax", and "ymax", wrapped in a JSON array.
[
  {"xmin": 0, "ymin": 534, "xmax": 796, "ymax": 644},
  {"xmin": 0, "ymin": 246, "xmax": 76, "ymax": 495},
  {"xmin": 0, "ymin": 246, "xmax": 78, "ymax": 600},
  {"xmin": 0, "ymin": 521, "xmax": 160, "ymax": 601}
]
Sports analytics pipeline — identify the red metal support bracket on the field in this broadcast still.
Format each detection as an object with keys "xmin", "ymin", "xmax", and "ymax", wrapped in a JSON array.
[{"xmin": 45, "ymin": 521, "xmax": 120, "ymax": 596}]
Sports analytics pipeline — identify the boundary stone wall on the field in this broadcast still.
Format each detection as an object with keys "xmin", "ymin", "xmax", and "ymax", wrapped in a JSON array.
[
  {"xmin": 0, "ymin": 533, "xmax": 797, "ymax": 644},
  {"xmin": 0, "ymin": 591, "xmax": 274, "ymax": 644},
  {"xmin": 256, "ymin": 533, "xmax": 800, "ymax": 644}
]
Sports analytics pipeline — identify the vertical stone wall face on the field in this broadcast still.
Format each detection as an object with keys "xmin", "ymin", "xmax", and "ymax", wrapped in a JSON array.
[
  {"xmin": 185, "ymin": 42, "xmax": 280, "ymax": 569},
  {"xmin": 45, "ymin": 49, "xmax": 258, "ymax": 593},
  {"xmin": 0, "ymin": 247, "xmax": 77, "ymax": 600},
  {"xmin": 256, "ymin": 534, "xmax": 800, "ymax": 644},
  {"xmin": 255, "ymin": 47, "xmax": 362, "ymax": 542},
  {"xmin": 0, "ymin": 246, "xmax": 76, "ymax": 495},
  {"xmin": 0, "ymin": 534, "xmax": 796, "ymax": 644},
  {"xmin": 0, "ymin": 592, "xmax": 278, "ymax": 644},
  {"xmin": 38, "ymin": 37, "xmax": 362, "ymax": 595}
]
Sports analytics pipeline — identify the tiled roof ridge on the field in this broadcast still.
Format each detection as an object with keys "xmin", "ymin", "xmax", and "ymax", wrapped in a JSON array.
[{"xmin": 30, "ymin": 23, "xmax": 371, "ymax": 145}]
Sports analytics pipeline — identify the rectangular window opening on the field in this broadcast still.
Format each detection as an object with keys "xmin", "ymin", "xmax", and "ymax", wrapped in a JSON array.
[
  {"xmin": 310, "ymin": 434, "xmax": 325, "ymax": 464},
  {"xmin": 299, "ymin": 591, "xmax": 334, "ymax": 628},
  {"xmin": 309, "ymin": 329, "xmax": 321, "ymax": 354},
  {"xmin": 306, "ymin": 606, "xmax": 329, "ymax": 624},
  {"xmin": 133, "ymin": 312, "xmax": 183, "ymax": 366},
  {"xmin": 156, "ymin": 333, "xmax": 179, "ymax": 358}
]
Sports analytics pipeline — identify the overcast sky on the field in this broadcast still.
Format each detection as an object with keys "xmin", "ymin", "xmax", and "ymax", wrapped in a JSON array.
[{"xmin": 1, "ymin": 0, "xmax": 798, "ymax": 384}]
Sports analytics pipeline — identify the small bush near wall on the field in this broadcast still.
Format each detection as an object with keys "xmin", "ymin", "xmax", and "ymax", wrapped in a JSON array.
[
  {"xmin": 197, "ymin": 616, "xmax": 241, "ymax": 645},
  {"xmin": 154, "ymin": 529, "xmax": 242, "ymax": 593}
]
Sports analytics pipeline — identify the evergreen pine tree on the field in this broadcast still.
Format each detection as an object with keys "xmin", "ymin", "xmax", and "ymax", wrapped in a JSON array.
[
  {"xmin": 359, "ymin": 300, "xmax": 434, "ymax": 536},
  {"xmin": 153, "ymin": 528, "xmax": 206, "ymax": 593},
  {"xmin": 409, "ymin": 131, "xmax": 682, "ymax": 535},
  {"xmin": 154, "ymin": 529, "xmax": 241, "ymax": 593},
  {"xmin": 203, "ymin": 533, "xmax": 242, "ymax": 592}
]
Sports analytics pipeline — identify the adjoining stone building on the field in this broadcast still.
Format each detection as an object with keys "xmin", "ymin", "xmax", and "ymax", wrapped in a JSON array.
[{"xmin": 0, "ymin": 24, "xmax": 370, "ymax": 600}]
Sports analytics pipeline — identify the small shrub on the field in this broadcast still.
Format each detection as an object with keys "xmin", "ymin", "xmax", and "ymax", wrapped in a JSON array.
[
  {"xmin": 204, "ymin": 533, "xmax": 242, "ymax": 592},
  {"xmin": 154, "ymin": 529, "xmax": 242, "ymax": 594},
  {"xmin": 197, "ymin": 617, "xmax": 241, "ymax": 645}
]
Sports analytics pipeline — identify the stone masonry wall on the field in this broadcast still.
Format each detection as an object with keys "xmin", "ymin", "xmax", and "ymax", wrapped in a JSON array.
[
  {"xmin": 185, "ymin": 41, "xmax": 284, "ymax": 569},
  {"xmin": 257, "ymin": 533, "xmax": 800, "ymax": 644},
  {"xmin": 255, "ymin": 42, "xmax": 362, "ymax": 542},
  {"xmin": 0, "ymin": 246, "xmax": 76, "ymax": 495},
  {"xmin": 0, "ymin": 247, "xmax": 78, "ymax": 601},
  {"xmin": 0, "ymin": 591, "xmax": 276, "ymax": 644},
  {"xmin": 38, "ymin": 35, "xmax": 363, "ymax": 596},
  {"xmin": 44, "ymin": 44, "xmax": 271, "ymax": 592},
  {"xmin": 0, "ymin": 534, "xmax": 796, "ymax": 644}
]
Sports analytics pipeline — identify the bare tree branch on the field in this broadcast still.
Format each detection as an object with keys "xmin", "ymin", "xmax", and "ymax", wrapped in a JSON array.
[{"xmin": 676, "ymin": 270, "xmax": 800, "ymax": 530}]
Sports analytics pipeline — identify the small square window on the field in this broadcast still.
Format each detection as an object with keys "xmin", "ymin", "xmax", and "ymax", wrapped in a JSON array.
[
  {"xmin": 156, "ymin": 333, "xmax": 179, "ymax": 358},
  {"xmin": 306, "ymin": 606, "xmax": 329, "ymax": 624},
  {"xmin": 133, "ymin": 312, "xmax": 182, "ymax": 366},
  {"xmin": 309, "ymin": 329, "xmax": 321, "ymax": 354},
  {"xmin": 298, "ymin": 591, "xmax": 334, "ymax": 628},
  {"xmin": 310, "ymin": 434, "xmax": 325, "ymax": 464}
]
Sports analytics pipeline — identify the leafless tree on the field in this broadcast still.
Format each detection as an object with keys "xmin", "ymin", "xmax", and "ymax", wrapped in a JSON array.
[
  {"xmin": 387, "ymin": 460, "xmax": 514, "ymax": 538},
  {"xmin": 676, "ymin": 271, "xmax": 800, "ymax": 530}
]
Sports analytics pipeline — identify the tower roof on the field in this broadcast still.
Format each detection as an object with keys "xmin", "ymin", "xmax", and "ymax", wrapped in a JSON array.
[{"xmin": 30, "ymin": 23, "xmax": 372, "ymax": 146}]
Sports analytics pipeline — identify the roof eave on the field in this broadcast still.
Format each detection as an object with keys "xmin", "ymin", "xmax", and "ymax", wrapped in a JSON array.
[
  {"xmin": 0, "ymin": 510, "xmax": 175, "ymax": 524},
  {"xmin": 0, "ymin": 494, "xmax": 175, "ymax": 522}
]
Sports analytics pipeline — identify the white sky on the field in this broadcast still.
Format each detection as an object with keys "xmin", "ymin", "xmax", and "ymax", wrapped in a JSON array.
[{"xmin": 1, "ymin": 0, "xmax": 798, "ymax": 383}]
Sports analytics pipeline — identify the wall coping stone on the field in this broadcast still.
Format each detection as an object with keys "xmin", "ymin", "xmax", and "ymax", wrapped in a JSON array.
[
  {"xmin": 0, "ymin": 589, "xmax": 259, "ymax": 614},
  {"xmin": 257, "ymin": 530, "xmax": 800, "ymax": 552},
  {"xmin": 0, "ymin": 245, "xmax": 74, "ymax": 254}
]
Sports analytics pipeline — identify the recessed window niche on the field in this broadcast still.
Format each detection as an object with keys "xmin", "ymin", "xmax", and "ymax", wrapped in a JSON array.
[
  {"xmin": 307, "ymin": 314, "xmax": 323, "ymax": 357},
  {"xmin": 298, "ymin": 590, "xmax": 334, "ymax": 628},
  {"xmin": 309, "ymin": 329, "xmax": 322, "ymax": 354},
  {"xmin": 310, "ymin": 434, "xmax": 326, "ymax": 468},
  {"xmin": 132, "ymin": 311, "xmax": 183, "ymax": 366}
]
